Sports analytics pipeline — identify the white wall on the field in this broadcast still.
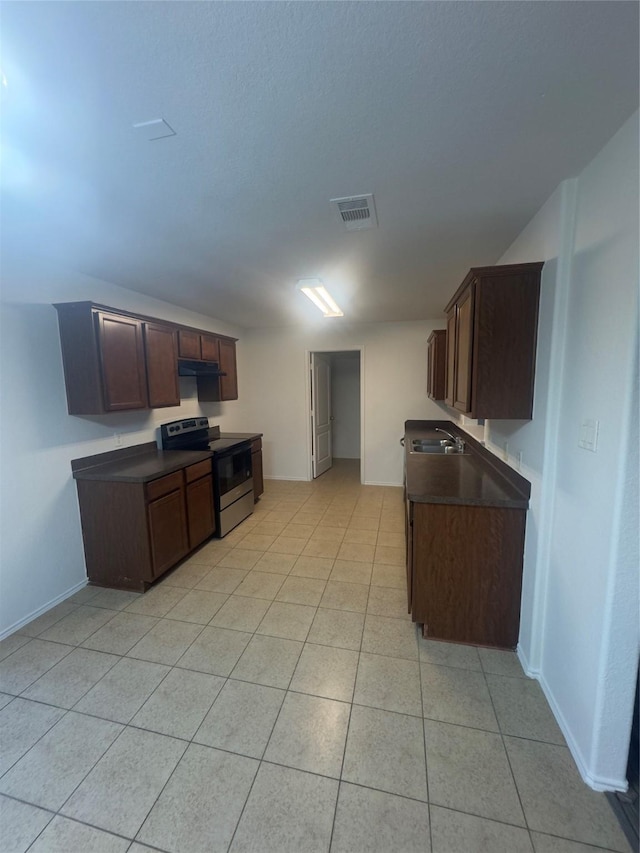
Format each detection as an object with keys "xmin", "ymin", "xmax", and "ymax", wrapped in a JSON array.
[
  {"xmin": 240, "ymin": 321, "xmax": 445, "ymax": 485},
  {"xmin": 0, "ymin": 256, "xmax": 249, "ymax": 637},
  {"xmin": 485, "ymin": 113, "xmax": 639, "ymax": 790},
  {"xmin": 329, "ymin": 352, "xmax": 361, "ymax": 459}
]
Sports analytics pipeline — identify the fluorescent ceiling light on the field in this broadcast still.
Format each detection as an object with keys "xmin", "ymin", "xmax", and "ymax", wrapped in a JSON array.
[{"xmin": 297, "ymin": 279, "xmax": 343, "ymax": 317}]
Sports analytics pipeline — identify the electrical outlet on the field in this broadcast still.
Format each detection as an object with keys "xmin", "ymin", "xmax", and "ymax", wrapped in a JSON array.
[
  {"xmin": 114, "ymin": 433, "xmax": 123, "ymax": 447},
  {"xmin": 503, "ymin": 441, "xmax": 509, "ymax": 461}
]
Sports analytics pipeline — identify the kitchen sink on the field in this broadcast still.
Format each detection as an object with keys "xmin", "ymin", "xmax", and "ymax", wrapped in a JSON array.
[
  {"xmin": 410, "ymin": 445, "xmax": 467, "ymax": 455},
  {"xmin": 410, "ymin": 438, "xmax": 468, "ymax": 455}
]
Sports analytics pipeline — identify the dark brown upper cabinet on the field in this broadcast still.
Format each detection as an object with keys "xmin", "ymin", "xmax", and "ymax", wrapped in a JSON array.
[
  {"xmin": 426, "ymin": 329, "xmax": 446, "ymax": 401},
  {"xmin": 97, "ymin": 311, "xmax": 149, "ymax": 412},
  {"xmin": 218, "ymin": 338, "xmax": 238, "ymax": 400},
  {"xmin": 200, "ymin": 334, "xmax": 220, "ymax": 362},
  {"xmin": 177, "ymin": 330, "xmax": 202, "ymax": 360},
  {"xmin": 444, "ymin": 262, "xmax": 543, "ymax": 420},
  {"xmin": 190, "ymin": 336, "xmax": 238, "ymax": 403},
  {"xmin": 177, "ymin": 330, "xmax": 220, "ymax": 362},
  {"xmin": 54, "ymin": 301, "xmax": 238, "ymax": 414},
  {"xmin": 176, "ymin": 328, "xmax": 237, "ymax": 401},
  {"xmin": 144, "ymin": 322, "xmax": 180, "ymax": 408},
  {"xmin": 445, "ymin": 309, "xmax": 456, "ymax": 407},
  {"xmin": 55, "ymin": 303, "xmax": 148, "ymax": 414}
]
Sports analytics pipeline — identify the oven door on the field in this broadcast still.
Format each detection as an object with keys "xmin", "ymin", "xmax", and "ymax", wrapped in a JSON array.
[{"xmin": 214, "ymin": 444, "xmax": 253, "ymax": 509}]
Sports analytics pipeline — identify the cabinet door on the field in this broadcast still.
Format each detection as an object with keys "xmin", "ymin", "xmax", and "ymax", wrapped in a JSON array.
[
  {"xmin": 427, "ymin": 330, "xmax": 446, "ymax": 401},
  {"xmin": 186, "ymin": 476, "xmax": 215, "ymax": 548},
  {"xmin": 218, "ymin": 339, "xmax": 238, "ymax": 400},
  {"xmin": 96, "ymin": 312, "xmax": 148, "ymax": 411},
  {"xmin": 200, "ymin": 335, "xmax": 220, "ymax": 362},
  {"xmin": 178, "ymin": 330, "xmax": 201, "ymax": 360},
  {"xmin": 445, "ymin": 310, "xmax": 456, "ymax": 406},
  {"xmin": 426, "ymin": 336, "xmax": 435, "ymax": 398},
  {"xmin": 251, "ymin": 448, "xmax": 264, "ymax": 500},
  {"xmin": 144, "ymin": 323, "xmax": 180, "ymax": 408},
  {"xmin": 453, "ymin": 285, "xmax": 474, "ymax": 413},
  {"xmin": 147, "ymin": 489, "xmax": 189, "ymax": 577}
]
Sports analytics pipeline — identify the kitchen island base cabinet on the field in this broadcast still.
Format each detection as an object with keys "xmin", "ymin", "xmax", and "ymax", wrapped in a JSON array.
[{"xmin": 409, "ymin": 501, "xmax": 526, "ymax": 649}]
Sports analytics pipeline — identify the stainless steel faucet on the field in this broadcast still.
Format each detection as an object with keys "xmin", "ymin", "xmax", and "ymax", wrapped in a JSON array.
[{"xmin": 434, "ymin": 427, "xmax": 464, "ymax": 448}]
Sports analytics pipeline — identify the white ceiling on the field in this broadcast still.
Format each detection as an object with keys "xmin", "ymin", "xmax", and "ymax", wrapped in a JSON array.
[{"xmin": 1, "ymin": 2, "xmax": 637, "ymax": 328}]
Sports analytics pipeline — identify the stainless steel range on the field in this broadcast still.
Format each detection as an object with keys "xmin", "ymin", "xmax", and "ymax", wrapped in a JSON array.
[{"xmin": 161, "ymin": 417, "xmax": 253, "ymax": 537}]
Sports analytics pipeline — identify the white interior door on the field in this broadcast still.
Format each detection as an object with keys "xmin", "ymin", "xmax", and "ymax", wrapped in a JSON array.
[{"xmin": 311, "ymin": 353, "xmax": 332, "ymax": 478}]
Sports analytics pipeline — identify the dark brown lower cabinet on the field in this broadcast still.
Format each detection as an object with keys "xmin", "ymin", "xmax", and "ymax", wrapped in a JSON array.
[
  {"xmin": 76, "ymin": 460, "xmax": 214, "ymax": 591},
  {"xmin": 186, "ymin": 474, "xmax": 215, "ymax": 548},
  {"xmin": 408, "ymin": 501, "xmax": 526, "ymax": 649},
  {"xmin": 405, "ymin": 498, "xmax": 413, "ymax": 613},
  {"xmin": 251, "ymin": 438, "xmax": 264, "ymax": 500},
  {"xmin": 148, "ymin": 488, "xmax": 189, "ymax": 578}
]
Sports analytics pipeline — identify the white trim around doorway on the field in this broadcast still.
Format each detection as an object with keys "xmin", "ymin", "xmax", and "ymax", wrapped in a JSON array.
[{"xmin": 304, "ymin": 347, "xmax": 365, "ymax": 484}]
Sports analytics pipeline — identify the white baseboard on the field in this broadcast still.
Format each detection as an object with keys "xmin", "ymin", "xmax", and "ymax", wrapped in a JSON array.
[
  {"xmin": 263, "ymin": 475, "xmax": 403, "ymax": 487},
  {"xmin": 517, "ymin": 645, "xmax": 629, "ymax": 793},
  {"xmin": 263, "ymin": 475, "xmax": 309, "ymax": 482},
  {"xmin": 516, "ymin": 643, "xmax": 540, "ymax": 678},
  {"xmin": 0, "ymin": 578, "xmax": 88, "ymax": 641}
]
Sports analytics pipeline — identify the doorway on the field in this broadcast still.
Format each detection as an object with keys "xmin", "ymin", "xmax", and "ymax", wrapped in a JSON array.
[{"xmin": 308, "ymin": 350, "xmax": 362, "ymax": 481}]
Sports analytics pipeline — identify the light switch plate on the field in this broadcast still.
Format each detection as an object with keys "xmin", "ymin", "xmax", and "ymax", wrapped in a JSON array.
[{"xmin": 578, "ymin": 419, "xmax": 599, "ymax": 452}]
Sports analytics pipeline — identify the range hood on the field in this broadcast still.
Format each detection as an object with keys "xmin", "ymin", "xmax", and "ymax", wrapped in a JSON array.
[{"xmin": 177, "ymin": 360, "xmax": 226, "ymax": 377}]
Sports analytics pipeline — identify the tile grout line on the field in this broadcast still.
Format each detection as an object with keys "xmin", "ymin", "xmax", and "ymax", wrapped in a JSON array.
[
  {"xmin": 418, "ymin": 620, "xmax": 435, "ymax": 853},
  {"xmin": 1, "ymin": 771, "xmax": 540, "ymax": 838},
  {"xmin": 29, "ymin": 809, "xmax": 142, "ymax": 851},
  {"xmin": 328, "ymin": 533, "xmax": 373, "ymax": 850},
  {"xmin": 2, "ymin": 474, "xmax": 410, "ymax": 849},
  {"xmin": 224, "ymin": 564, "xmax": 314, "ymax": 853},
  {"xmin": 131, "ymin": 540, "xmax": 304, "ymax": 849},
  {"xmin": 479, "ymin": 652, "xmax": 534, "ymax": 846}
]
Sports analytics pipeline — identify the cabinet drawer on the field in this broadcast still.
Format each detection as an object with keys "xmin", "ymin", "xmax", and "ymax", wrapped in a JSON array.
[
  {"xmin": 185, "ymin": 459, "xmax": 212, "ymax": 483},
  {"xmin": 146, "ymin": 471, "xmax": 184, "ymax": 502}
]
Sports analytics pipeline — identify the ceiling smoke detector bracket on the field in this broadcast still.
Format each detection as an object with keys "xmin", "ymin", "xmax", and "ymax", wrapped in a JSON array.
[{"xmin": 330, "ymin": 194, "xmax": 378, "ymax": 231}]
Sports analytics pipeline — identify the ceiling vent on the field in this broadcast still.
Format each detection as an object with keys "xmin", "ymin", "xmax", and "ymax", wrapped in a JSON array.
[{"xmin": 330, "ymin": 194, "xmax": 378, "ymax": 231}]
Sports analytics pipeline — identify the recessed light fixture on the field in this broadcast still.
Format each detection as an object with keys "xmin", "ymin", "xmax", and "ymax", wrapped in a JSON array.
[{"xmin": 296, "ymin": 279, "xmax": 343, "ymax": 318}]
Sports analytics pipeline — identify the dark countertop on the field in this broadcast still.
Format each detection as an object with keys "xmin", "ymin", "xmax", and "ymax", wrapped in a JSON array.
[
  {"xmin": 405, "ymin": 420, "xmax": 530, "ymax": 509},
  {"xmin": 219, "ymin": 431, "xmax": 262, "ymax": 442},
  {"xmin": 72, "ymin": 444, "xmax": 213, "ymax": 484}
]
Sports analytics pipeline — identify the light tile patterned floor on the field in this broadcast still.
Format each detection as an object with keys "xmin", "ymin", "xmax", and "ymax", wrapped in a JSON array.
[{"xmin": 0, "ymin": 460, "xmax": 631, "ymax": 853}]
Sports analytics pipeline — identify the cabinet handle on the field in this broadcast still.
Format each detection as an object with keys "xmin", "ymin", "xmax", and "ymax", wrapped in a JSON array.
[{"xmin": 400, "ymin": 437, "xmax": 405, "ymax": 446}]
